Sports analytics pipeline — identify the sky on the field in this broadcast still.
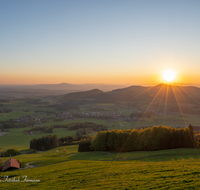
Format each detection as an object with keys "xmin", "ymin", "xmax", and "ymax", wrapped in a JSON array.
[{"xmin": 1, "ymin": 0, "xmax": 200, "ymax": 85}]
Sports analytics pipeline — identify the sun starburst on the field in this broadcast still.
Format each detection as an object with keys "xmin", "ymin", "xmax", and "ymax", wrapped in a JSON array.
[{"xmin": 162, "ymin": 69, "xmax": 177, "ymax": 82}]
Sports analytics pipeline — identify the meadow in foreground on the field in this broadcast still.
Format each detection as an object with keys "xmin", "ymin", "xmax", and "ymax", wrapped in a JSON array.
[{"xmin": 1, "ymin": 146, "xmax": 200, "ymax": 189}]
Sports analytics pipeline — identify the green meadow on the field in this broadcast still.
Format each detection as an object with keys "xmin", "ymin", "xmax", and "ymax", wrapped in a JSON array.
[
  {"xmin": 0, "ymin": 127, "xmax": 76, "ymax": 151},
  {"xmin": 1, "ymin": 125, "xmax": 200, "ymax": 189},
  {"xmin": 1, "ymin": 146, "xmax": 200, "ymax": 189}
]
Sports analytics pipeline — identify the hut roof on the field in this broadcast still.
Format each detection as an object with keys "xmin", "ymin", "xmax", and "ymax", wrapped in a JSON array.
[{"xmin": 1, "ymin": 158, "xmax": 20, "ymax": 172}]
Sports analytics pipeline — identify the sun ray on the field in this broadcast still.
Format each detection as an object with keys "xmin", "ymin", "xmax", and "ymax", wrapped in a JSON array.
[
  {"xmin": 174, "ymin": 86, "xmax": 200, "ymax": 150},
  {"xmin": 171, "ymin": 85, "xmax": 187, "ymax": 126},
  {"xmin": 163, "ymin": 84, "xmax": 169, "ymax": 125},
  {"xmin": 173, "ymin": 86, "xmax": 200, "ymax": 154},
  {"xmin": 128, "ymin": 86, "xmax": 155, "ymax": 102},
  {"xmin": 179, "ymin": 86, "xmax": 200, "ymax": 105},
  {"xmin": 117, "ymin": 84, "xmax": 166, "ymax": 154},
  {"xmin": 135, "ymin": 84, "xmax": 165, "ymax": 126},
  {"xmin": 113, "ymin": 83, "xmax": 200, "ymax": 161},
  {"xmin": 114, "ymin": 85, "xmax": 165, "ymax": 154}
]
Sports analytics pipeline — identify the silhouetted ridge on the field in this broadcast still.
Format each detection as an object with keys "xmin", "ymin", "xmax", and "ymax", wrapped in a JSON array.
[{"xmin": 62, "ymin": 89, "xmax": 103, "ymax": 102}]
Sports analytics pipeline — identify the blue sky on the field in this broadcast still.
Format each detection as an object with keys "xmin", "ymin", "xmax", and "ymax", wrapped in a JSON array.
[{"xmin": 1, "ymin": 0, "xmax": 200, "ymax": 85}]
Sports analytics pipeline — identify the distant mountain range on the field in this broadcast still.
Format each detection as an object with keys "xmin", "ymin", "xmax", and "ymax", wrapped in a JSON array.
[
  {"xmin": 56, "ymin": 84, "xmax": 200, "ymax": 114},
  {"xmin": 1, "ymin": 83, "xmax": 200, "ymax": 115},
  {"xmin": 0, "ymin": 83, "xmax": 129, "ymax": 98},
  {"xmin": 0, "ymin": 83, "xmax": 128, "ymax": 92}
]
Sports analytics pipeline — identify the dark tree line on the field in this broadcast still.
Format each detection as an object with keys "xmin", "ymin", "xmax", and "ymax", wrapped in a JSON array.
[
  {"xmin": 59, "ymin": 135, "xmax": 90, "ymax": 146},
  {"xmin": 90, "ymin": 125, "xmax": 195, "ymax": 152},
  {"xmin": 0, "ymin": 119, "xmax": 27, "ymax": 129},
  {"xmin": 0, "ymin": 108, "xmax": 12, "ymax": 113},
  {"xmin": 30, "ymin": 134, "xmax": 90, "ymax": 151},
  {"xmin": 54, "ymin": 125, "xmax": 68, "ymax": 128},
  {"xmin": 78, "ymin": 139, "xmax": 93, "ymax": 152},
  {"xmin": 30, "ymin": 134, "xmax": 59, "ymax": 151},
  {"xmin": 24, "ymin": 126, "xmax": 54, "ymax": 134}
]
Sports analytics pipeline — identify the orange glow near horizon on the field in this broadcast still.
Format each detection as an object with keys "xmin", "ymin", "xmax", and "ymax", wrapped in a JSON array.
[
  {"xmin": 0, "ymin": 74, "xmax": 159, "ymax": 85},
  {"xmin": 0, "ymin": 72, "xmax": 200, "ymax": 86}
]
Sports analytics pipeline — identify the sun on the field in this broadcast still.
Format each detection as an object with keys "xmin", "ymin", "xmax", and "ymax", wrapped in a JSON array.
[{"xmin": 162, "ymin": 69, "xmax": 177, "ymax": 82}]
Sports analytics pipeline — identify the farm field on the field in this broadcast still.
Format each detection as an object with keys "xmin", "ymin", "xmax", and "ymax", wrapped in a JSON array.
[
  {"xmin": 1, "ymin": 99, "xmax": 200, "ymax": 127},
  {"xmin": 0, "ymin": 127, "xmax": 77, "ymax": 151},
  {"xmin": 1, "ymin": 147, "xmax": 200, "ymax": 189}
]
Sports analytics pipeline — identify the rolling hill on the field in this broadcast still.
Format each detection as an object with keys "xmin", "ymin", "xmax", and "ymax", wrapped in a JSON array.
[{"xmin": 56, "ymin": 84, "xmax": 200, "ymax": 114}]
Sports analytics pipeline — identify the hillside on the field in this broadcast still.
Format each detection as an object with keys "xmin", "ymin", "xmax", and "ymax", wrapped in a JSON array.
[
  {"xmin": 1, "ymin": 146, "xmax": 200, "ymax": 189},
  {"xmin": 0, "ymin": 83, "xmax": 128, "ymax": 98},
  {"xmin": 54, "ymin": 84, "xmax": 200, "ymax": 114},
  {"xmin": 61, "ymin": 89, "xmax": 104, "ymax": 102}
]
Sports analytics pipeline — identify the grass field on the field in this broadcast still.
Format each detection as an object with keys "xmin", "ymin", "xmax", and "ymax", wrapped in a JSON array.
[
  {"xmin": 1, "ymin": 147, "xmax": 200, "ymax": 189},
  {"xmin": 0, "ymin": 127, "xmax": 77, "ymax": 151}
]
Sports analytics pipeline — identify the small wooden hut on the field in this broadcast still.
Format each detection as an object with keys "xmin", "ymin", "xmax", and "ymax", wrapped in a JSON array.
[{"xmin": 1, "ymin": 158, "xmax": 20, "ymax": 172}]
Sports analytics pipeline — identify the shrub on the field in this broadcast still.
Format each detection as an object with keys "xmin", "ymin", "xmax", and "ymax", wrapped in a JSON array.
[
  {"xmin": 30, "ymin": 134, "xmax": 59, "ymax": 151},
  {"xmin": 63, "ymin": 148, "xmax": 67, "ymax": 154},
  {"xmin": 24, "ymin": 126, "xmax": 54, "ymax": 135},
  {"xmin": 27, "ymin": 149, "xmax": 36, "ymax": 154},
  {"xmin": 17, "ymin": 159, "xmax": 26, "ymax": 168},
  {"xmin": 59, "ymin": 135, "xmax": 91, "ymax": 146},
  {"xmin": 2, "ymin": 149, "xmax": 20, "ymax": 157}
]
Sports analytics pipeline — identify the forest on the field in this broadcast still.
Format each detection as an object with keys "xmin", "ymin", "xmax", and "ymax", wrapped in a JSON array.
[{"xmin": 87, "ymin": 125, "xmax": 195, "ymax": 152}]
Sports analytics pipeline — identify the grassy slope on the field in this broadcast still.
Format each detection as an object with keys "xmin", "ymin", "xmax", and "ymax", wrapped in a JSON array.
[{"xmin": 1, "ymin": 147, "xmax": 200, "ymax": 189}]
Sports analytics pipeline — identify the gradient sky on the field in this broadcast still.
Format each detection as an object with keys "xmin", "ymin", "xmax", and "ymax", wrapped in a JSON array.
[{"xmin": 1, "ymin": 0, "xmax": 200, "ymax": 85}]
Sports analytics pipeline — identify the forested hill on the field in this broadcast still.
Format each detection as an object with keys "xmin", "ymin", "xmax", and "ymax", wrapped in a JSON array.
[
  {"xmin": 96, "ymin": 84, "xmax": 200, "ymax": 104},
  {"xmin": 57, "ymin": 84, "xmax": 200, "ymax": 114},
  {"xmin": 61, "ymin": 89, "xmax": 103, "ymax": 102}
]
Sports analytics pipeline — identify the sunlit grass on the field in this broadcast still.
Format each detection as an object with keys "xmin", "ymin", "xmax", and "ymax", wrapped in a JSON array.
[{"xmin": 1, "ymin": 147, "xmax": 200, "ymax": 189}]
